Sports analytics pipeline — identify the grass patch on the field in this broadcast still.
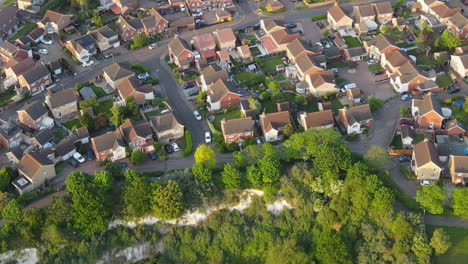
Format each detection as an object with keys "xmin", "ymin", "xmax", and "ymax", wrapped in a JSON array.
[
  {"xmin": 451, "ymin": 105, "xmax": 468, "ymax": 126},
  {"xmin": 10, "ymin": 23, "xmax": 35, "ymax": 41},
  {"xmin": 299, "ymin": 102, "xmax": 319, "ymax": 112},
  {"xmin": 181, "ymin": 71, "xmax": 200, "ymax": 82},
  {"xmin": 63, "ymin": 119, "xmax": 82, "ymax": 130},
  {"xmin": 330, "ymin": 98, "xmax": 343, "ymax": 115},
  {"xmin": 182, "ymin": 130, "xmax": 193, "ymax": 157},
  {"xmin": 335, "ymin": 77, "xmax": 348, "ymax": 85},
  {"xmin": 416, "ymin": 56, "xmax": 434, "ymax": 66},
  {"xmin": 3, "ymin": 0, "xmax": 15, "ymax": 6},
  {"xmin": 130, "ymin": 64, "xmax": 150, "ymax": 74},
  {"xmin": 414, "ymin": 134, "xmax": 425, "ymax": 144},
  {"xmin": 368, "ymin": 64, "xmax": 383, "ymax": 72},
  {"xmin": 90, "ymin": 84, "xmax": 106, "ymax": 98},
  {"xmin": 343, "ymin": 36, "xmax": 361, "ymax": 47},
  {"xmin": 390, "ymin": 134, "xmax": 403, "ymax": 149},
  {"xmin": 52, "ymin": 128, "xmax": 65, "ymax": 140},
  {"xmin": 0, "ymin": 93, "xmax": 15, "ymax": 107},
  {"xmin": 144, "ymin": 109, "xmax": 164, "ymax": 118},
  {"xmin": 272, "ymin": 74, "xmax": 286, "ymax": 82},
  {"xmin": 235, "ymin": 72, "xmax": 266, "ymax": 88},
  {"xmin": 294, "ymin": 5, "xmax": 309, "ymax": 10},
  {"xmin": 212, "ymin": 109, "xmax": 241, "ymax": 131},
  {"xmin": 259, "ymin": 57, "xmax": 284, "ymax": 73},
  {"xmin": 379, "ymin": 171, "xmax": 423, "ymax": 212},
  {"xmin": 94, "ymin": 100, "xmax": 114, "ymax": 117},
  {"xmin": 250, "ymin": 46, "xmax": 261, "ymax": 56},
  {"xmin": 399, "ymin": 165, "xmax": 416, "ymax": 180},
  {"xmin": 328, "ymin": 61, "xmax": 348, "ymax": 68},
  {"xmin": 262, "ymin": 100, "xmax": 276, "ymax": 113},
  {"xmin": 436, "ymin": 74, "xmax": 453, "ymax": 88},
  {"xmin": 427, "ymin": 225, "xmax": 468, "ymax": 264},
  {"xmin": 310, "ymin": 14, "xmax": 327, "ymax": 21}
]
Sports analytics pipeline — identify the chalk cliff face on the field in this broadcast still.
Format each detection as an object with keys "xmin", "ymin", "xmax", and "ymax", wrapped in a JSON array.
[
  {"xmin": 0, "ymin": 248, "xmax": 39, "ymax": 264},
  {"xmin": 97, "ymin": 242, "xmax": 164, "ymax": 264}
]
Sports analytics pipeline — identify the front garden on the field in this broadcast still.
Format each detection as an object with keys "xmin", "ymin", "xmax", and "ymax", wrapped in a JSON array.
[{"xmin": 343, "ymin": 36, "xmax": 361, "ymax": 47}]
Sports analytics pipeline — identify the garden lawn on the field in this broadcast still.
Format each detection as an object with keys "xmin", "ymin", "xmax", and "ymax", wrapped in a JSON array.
[
  {"xmin": 451, "ymin": 105, "xmax": 468, "ymax": 125},
  {"xmin": 343, "ymin": 36, "xmax": 361, "ymax": 47},
  {"xmin": 390, "ymin": 135, "xmax": 403, "ymax": 149},
  {"xmin": 414, "ymin": 134, "xmax": 425, "ymax": 144},
  {"xmin": 272, "ymin": 74, "xmax": 286, "ymax": 82},
  {"xmin": 52, "ymin": 128, "xmax": 65, "ymax": 140},
  {"xmin": 91, "ymin": 84, "xmax": 106, "ymax": 98},
  {"xmin": 262, "ymin": 100, "xmax": 276, "ymax": 113},
  {"xmin": 260, "ymin": 57, "xmax": 284, "ymax": 73},
  {"xmin": 416, "ymin": 56, "xmax": 433, "ymax": 66},
  {"xmin": 63, "ymin": 119, "xmax": 82, "ymax": 130},
  {"xmin": 235, "ymin": 72, "xmax": 266, "ymax": 88},
  {"xmin": 10, "ymin": 23, "xmax": 35, "ymax": 40},
  {"xmin": 436, "ymin": 74, "xmax": 453, "ymax": 88},
  {"xmin": 299, "ymin": 102, "xmax": 319, "ymax": 112},
  {"xmin": 426, "ymin": 225, "xmax": 468, "ymax": 264},
  {"xmin": 328, "ymin": 61, "xmax": 348, "ymax": 68},
  {"xmin": 249, "ymin": 46, "xmax": 261, "ymax": 56},
  {"xmin": 0, "ymin": 93, "xmax": 15, "ymax": 107},
  {"xmin": 144, "ymin": 109, "xmax": 164, "ymax": 118},
  {"xmin": 335, "ymin": 77, "xmax": 348, "ymax": 85},
  {"xmin": 182, "ymin": 71, "xmax": 200, "ymax": 82},
  {"xmin": 212, "ymin": 109, "xmax": 241, "ymax": 131},
  {"xmin": 368, "ymin": 64, "xmax": 383, "ymax": 72},
  {"xmin": 330, "ymin": 98, "xmax": 344, "ymax": 115},
  {"xmin": 95, "ymin": 100, "xmax": 114, "ymax": 117}
]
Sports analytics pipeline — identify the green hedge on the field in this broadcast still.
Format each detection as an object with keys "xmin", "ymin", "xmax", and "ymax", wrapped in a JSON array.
[
  {"xmin": 182, "ymin": 130, "xmax": 193, "ymax": 157},
  {"xmin": 311, "ymin": 14, "xmax": 327, "ymax": 21},
  {"xmin": 130, "ymin": 64, "xmax": 150, "ymax": 73}
]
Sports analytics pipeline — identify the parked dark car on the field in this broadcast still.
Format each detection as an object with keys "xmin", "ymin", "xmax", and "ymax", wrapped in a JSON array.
[
  {"xmin": 399, "ymin": 156, "xmax": 411, "ymax": 162},
  {"xmin": 338, "ymin": 81, "xmax": 351, "ymax": 88},
  {"xmin": 164, "ymin": 144, "xmax": 174, "ymax": 154},
  {"xmin": 400, "ymin": 119, "xmax": 415, "ymax": 126},
  {"xmin": 316, "ymin": 22, "xmax": 325, "ymax": 29},
  {"xmin": 117, "ymin": 162, "xmax": 128, "ymax": 167},
  {"xmin": 104, "ymin": 52, "xmax": 113, "ymax": 59},
  {"xmin": 183, "ymin": 82, "xmax": 195, "ymax": 89},
  {"xmin": 327, "ymin": 34, "xmax": 336, "ymax": 40},
  {"xmin": 372, "ymin": 70, "xmax": 383, "ymax": 76},
  {"xmin": 447, "ymin": 86, "xmax": 460, "ymax": 94},
  {"xmin": 169, "ymin": 7, "xmax": 175, "ymax": 14},
  {"xmin": 86, "ymin": 149, "xmax": 95, "ymax": 160},
  {"xmin": 67, "ymin": 157, "xmax": 79, "ymax": 168},
  {"xmin": 187, "ymin": 90, "xmax": 199, "ymax": 96},
  {"xmin": 284, "ymin": 23, "xmax": 297, "ymax": 29},
  {"xmin": 148, "ymin": 152, "xmax": 158, "ymax": 160},
  {"xmin": 94, "ymin": 53, "xmax": 104, "ymax": 61},
  {"xmin": 292, "ymin": 29, "xmax": 303, "ymax": 35}
]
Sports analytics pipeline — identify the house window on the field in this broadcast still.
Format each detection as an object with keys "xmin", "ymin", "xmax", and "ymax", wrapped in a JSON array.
[{"xmin": 245, "ymin": 131, "xmax": 251, "ymax": 136}]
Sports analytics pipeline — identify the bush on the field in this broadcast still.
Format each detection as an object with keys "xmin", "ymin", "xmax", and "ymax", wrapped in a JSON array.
[
  {"xmin": 130, "ymin": 64, "xmax": 150, "ymax": 73},
  {"xmin": 369, "ymin": 96, "xmax": 384, "ymax": 113},
  {"xmin": 311, "ymin": 14, "xmax": 327, "ymax": 21},
  {"xmin": 145, "ymin": 78, "xmax": 160, "ymax": 85},
  {"xmin": 182, "ymin": 130, "xmax": 193, "ymax": 157}
]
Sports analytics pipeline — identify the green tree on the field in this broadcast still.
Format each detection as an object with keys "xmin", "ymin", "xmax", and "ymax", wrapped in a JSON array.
[
  {"xmin": 222, "ymin": 163, "xmax": 241, "ymax": 190},
  {"xmin": 131, "ymin": 33, "xmax": 149, "ymax": 49},
  {"xmin": 152, "ymin": 180, "xmax": 184, "ymax": 220},
  {"xmin": 267, "ymin": 81, "xmax": 279, "ymax": 92},
  {"xmin": 430, "ymin": 228, "xmax": 451, "ymax": 255},
  {"xmin": 400, "ymin": 106, "xmax": 409, "ymax": 117},
  {"xmin": 123, "ymin": 169, "xmax": 152, "ymax": 218},
  {"xmin": 194, "ymin": 144, "xmax": 216, "ymax": 168},
  {"xmin": 105, "ymin": 162, "xmax": 122, "ymax": 178},
  {"xmin": 196, "ymin": 91, "xmax": 207, "ymax": 103},
  {"xmin": 364, "ymin": 145, "xmax": 391, "ymax": 171},
  {"xmin": 379, "ymin": 24, "xmax": 390, "ymax": 35},
  {"xmin": 436, "ymin": 30, "xmax": 461, "ymax": 50},
  {"xmin": 0, "ymin": 192, "xmax": 10, "ymax": 213},
  {"xmin": 248, "ymin": 97, "xmax": 262, "ymax": 113},
  {"xmin": 191, "ymin": 163, "xmax": 212, "ymax": 182},
  {"xmin": 130, "ymin": 149, "xmax": 145, "ymax": 165},
  {"xmin": 153, "ymin": 142, "xmax": 163, "ymax": 152},
  {"xmin": 41, "ymin": 224, "xmax": 68, "ymax": 255},
  {"xmin": 0, "ymin": 167, "xmax": 13, "ymax": 192},
  {"xmin": 246, "ymin": 165, "xmax": 262, "ymax": 187},
  {"xmin": 369, "ymin": 96, "xmax": 384, "ymax": 113},
  {"xmin": 283, "ymin": 124, "xmax": 294, "ymax": 138},
  {"xmin": 2, "ymin": 199, "xmax": 23, "ymax": 223},
  {"xmin": 94, "ymin": 170, "xmax": 114, "ymax": 191},
  {"xmin": 80, "ymin": 112, "xmax": 95, "ymax": 132},
  {"xmin": 91, "ymin": 10, "xmax": 104, "ymax": 27},
  {"xmin": 450, "ymin": 188, "xmax": 468, "ymax": 217},
  {"xmin": 258, "ymin": 157, "xmax": 280, "ymax": 184},
  {"xmin": 79, "ymin": 97, "xmax": 98, "ymax": 110},
  {"xmin": 411, "ymin": 232, "xmax": 432, "ymax": 264},
  {"xmin": 110, "ymin": 104, "xmax": 123, "ymax": 126},
  {"xmin": 124, "ymin": 96, "xmax": 139, "ymax": 119},
  {"xmin": 416, "ymin": 184, "xmax": 446, "ymax": 214},
  {"xmin": 315, "ymin": 231, "xmax": 352, "ymax": 264},
  {"xmin": 45, "ymin": 197, "xmax": 72, "ymax": 228}
]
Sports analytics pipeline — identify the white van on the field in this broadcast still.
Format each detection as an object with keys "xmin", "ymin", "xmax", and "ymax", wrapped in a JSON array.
[{"xmin": 344, "ymin": 83, "xmax": 357, "ymax": 89}]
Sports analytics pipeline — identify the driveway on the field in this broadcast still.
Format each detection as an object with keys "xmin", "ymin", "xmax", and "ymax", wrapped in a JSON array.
[
  {"xmin": 299, "ymin": 19, "xmax": 323, "ymax": 44},
  {"xmin": 338, "ymin": 61, "xmax": 395, "ymax": 100}
]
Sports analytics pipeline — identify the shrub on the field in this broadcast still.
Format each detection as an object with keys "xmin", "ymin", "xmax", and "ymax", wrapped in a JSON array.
[
  {"xmin": 183, "ymin": 130, "xmax": 193, "ymax": 157},
  {"xmin": 130, "ymin": 64, "xmax": 150, "ymax": 73},
  {"xmin": 145, "ymin": 78, "xmax": 160, "ymax": 85}
]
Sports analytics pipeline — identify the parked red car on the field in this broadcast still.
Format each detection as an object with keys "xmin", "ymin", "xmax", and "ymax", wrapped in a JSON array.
[{"xmin": 400, "ymin": 119, "xmax": 414, "ymax": 126}]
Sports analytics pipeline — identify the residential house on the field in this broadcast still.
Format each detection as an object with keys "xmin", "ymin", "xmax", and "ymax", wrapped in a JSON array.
[
  {"xmin": 21, "ymin": 27, "xmax": 45, "ymax": 45},
  {"xmin": 37, "ymin": 10, "xmax": 72, "ymax": 34},
  {"xmin": 120, "ymin": 119, "xmax": 154, "ymax": 153},
  {"xmin": 411, "ymin": 94, "xmax": 444, "ymax": 130},
  {"xmin": 347, "ymin": 88, "xmax": 362, "ymax": 104},
  {"xmin": 115, "ymin": 16, "xmax": 144, "ymax": 42},
  {"xmin": 213, "ymin": 28, "xmax": 236, "ymax": 51},
  {"xmin": 419, "ymin": 13, "xmax": 441, "ymax": 28},
  {"xmin": 148, "ymin": 111, "xmax": 184, "ymax": 143},
  {"xmin": 5, "ymin": 147, "xmax": 24, "ymax": 164},
  {"xmin": 418, "ymin": 0, "xmax": 441, "ymax": 13},
  {"xmin": 198, "ymin": 65, "xmax": 229, "ymax": 91},
  {"xmin": 240, "ymin": 99, "xmax": 257, "ymax": 119},
  {"xmin": 401, "ymin": 124, "xmax": 415, "ymax": 149},
  {"xmin": 53, "ymin": 137, "xmax": 76, "ymax": 161},
  {"xmin": 318, "ymin": 102, "xmax": 332, "ymax": 111},
  {"xmin": 18, "ymin": 63, "xmax": 51, "ymax": 93},
  {"xmin": 65, "ymin": 34, "xmax": 97, "ymax": 63},
  {"xmin": 0, "ymin": 41, "xmax": 19, "ymax": 63},
  {"xmin": 102, "ymin": 63, "xmax": 135, "ymax": 89},
  {"xmin": 411, "ymin": 139, "xmax": 443, "ymax": 181},
  {"xmin": 0, "ymin": 5, "xmax": 19, "ymax": 43},
  {"xmin": 363, "ymin": 34, "xmax": 399, "ymax": 60},
  {"xmin": 117, "ymin": 77, "xmax": 154, "ymax": 105},
  {"xmin": 327, "ymin": 4, "xmax": 353, "ymax": 31},
  {"xmin": 324, "ymin": 47, "xmax": 342, "ymax": 61},
  {"xmin": 90, "ymin": 26, "xmax": 121, "ymax": 51},
  {"xmin": 206, "ymin": 79, "xmax": 240, "ymax": 111},
  {"xmin": 47, "ymin": 60, "xmax": 62, "ymax": 75},
  {"xmin": 428, "ymin": 2, "xmax": 460, "ymax": 23},
  {"xmin": 380, "ymin": 49, "xmax": 410, "ymax": 74},
  {"xmin": 221, "ymin": 117, "xmax": 254, "ymax": 144},
  {"xmin": 343, "ymin": 47, "xmax": 367, "ymax": 61},
  {"xmin": 372, "ymin": 2, "xmax": 393, "ymax": 24},
  {"xmin": 237, "ymin": 45, "xmax": 252, "ymax": 62},
  {"xmin": 298, "ymin": 110, "xmax": 334, "ymax": 130},
  {"xmin": 286, "ymin": 39, "xmax": 321, "ymax": 63},
  {"xmin": 169, "ymin": 16, "xmax": 195, "ymax": 32},
  {"xmin": 0, "ymin": 121, "xmax": 22, "ymax": 150},
  {"xmin": 433, "ymin": 51, "xmax": 450, "ymax": 65},
  {"xmin": 266, "ymin": 0, "xmax": 284, "ymax": 12},
  {"xmin": 29, "ymin": 128, "xmax": 54, "ymax": 149},
  {"xmin": 193, "ymin": 33, "xmax": 217, "ymax": 63},
  {"xmin": 268, "ymin": 29, "xmax": 301, "ymax": 52},
  {"xmin": 389, "ymin": 61, "xmax": 436, "ymax": 93},
  {"xmin": 217, "ymin": 50, "xmax": 231, "ymax": 69},
  {"xmin": 110, "ymin": 0, "xmax": 139, "ymax": 14},
  {"xmin": 260, "ymin": 111, "xmax": 292, "ymax": 142},
  {"xmin": 91, "ymin": 131, "xmax": 126, "ymax": 161},
  {"xmin": 168, "ymin": 36, "xmax": 194, "ymax": 70},
  {"xmin": 295, "ymin": 54, "xmax": 325, "ymax": 80},
  {"xmin": 17, "ymin": 0, "xmax": 33, "ymax": 10},
  {"xmin": 417, "ymin": 79, "xmax": 439, "ymax": 93},
  {"xmin": 305, "ymin": 70, "xmax": 337, "ymax": 95},
  {"xmin": 450, "ymin": 53, "xmax": 468, "ymax": 79},
  {"xmin": 17, "ymin": 101, "xmax": 53, "ymax": 131},
  {"xmin": 260, "ymin": 18, "xmax": 285, "ymax": 34},
  {"xmin": 141, "ymin": 8, "xmax": 169, "ymax": 36},
  {"xmin": 446, "ymin": 119, "xmax": 465, "ymax": 135},
  {"xmin": 44, "ymin": 88, "xmax": 79, "ymax": 120},
  {"xmin": 447, "ymin": 12, "xmax": 468, "ymax": 40},
  {"xmin": 13, "ymin": 152, "xmax": 56, "ymax": 194},
  {"xmin": 338, "ymin": 104, "xmax": 373, "ymax": 134},
  {"xmin": 276, "ymin": 102, "xmax": 290, "ymax": 113},
  {"xmin": 186, "ymin": 0, "xmax": 234, "ymax": 13},
  {"xmin": 216, "ymin": 9, "xmax": 232, "ymax": 22},
  {"xmin": 353, "ymin": 4, "xmax": 376, "ymax": 23},
  {"xmin": 333, "ymin": 36, "xmax": 348, "ymax": 50},
  {"xmin": 3, "ymin": 57, "xmax": 35, "ymax": 85},
  {"xmin": 73, "ymin": 127, "xmax": 90, "ymax": 144},
  {"xmin": 448, "ymin": 155, "xmax": 468, "ymax": 185}
]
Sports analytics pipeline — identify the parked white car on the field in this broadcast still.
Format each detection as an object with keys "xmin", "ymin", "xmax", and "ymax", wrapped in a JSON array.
[
  {"xmin": 38, "ymin": 49, "xmax": 48, "ymax": 55},
  {"xmin": 138, "ymin": 72, "xmax": 150, "ymax": 80},
  {"xmin": 420, "ymin": 180, "xmax": 430, "ymax": 186},
  {"xmin": 42, "ymin": 39, "xmax": 53, "ymax": 45},
  {"xmin": 149, "ymin": 43, "xmax": 158, "ymax": 49},
  {"xmin": 344, "ymin": 83, "xmax": 357, "ymax": 89},
  {"xmin": 73, "ymin": 152, "xmax": 86, "ymax": 163},
  {"xmin": 192, "ymin": 12, "xmax": 203, "ymax": 17},
  {"xmin": 82, "ymin": 60, "xmax": 94, "ymax": 67},
  {"xmin": 171, "ymin": 142, "xmax": 180, "ymax": 152},
  {"xmin": 180, "ymin": 4, "xmax": 186, "ymax": 11},
  {"xmin": 193, "ymin": 111, "xmax": 202, "ymax": 120},
  {"xmin": 205, "ymin": 132, "xmax": 211, "ymax": 143}
]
